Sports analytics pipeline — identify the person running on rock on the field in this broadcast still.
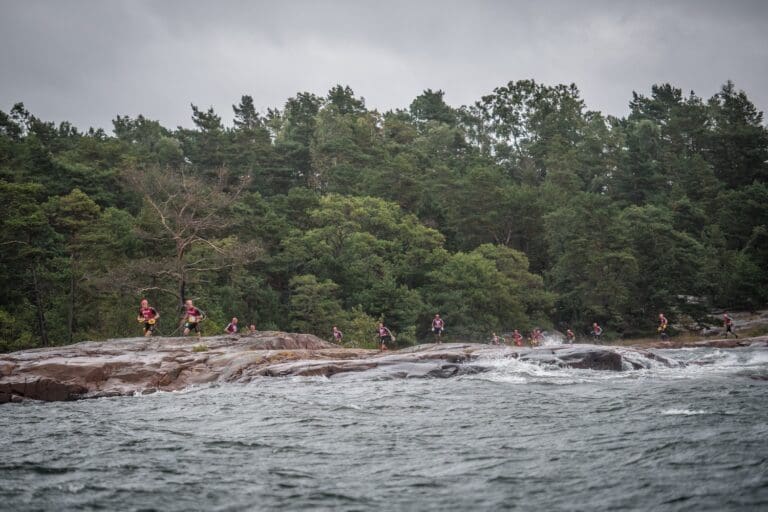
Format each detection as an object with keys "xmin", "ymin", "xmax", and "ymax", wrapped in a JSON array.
[
  {"xmin": 723, "ymin": 313, "xmax": 738, "ymax": 338},
  {"xmin": 332, "ymin": 325, "xmax": 343, "ymax": 343},
  {"xmin": 431, "ymin": 314, "xmax": 445, "ymax": 343},
  {"xmin": 377, "ymin": 322, "xmax": 393, "ymax": 351},
  {"xmin": 512, "ymin": 329, "xmax": 523, "ymax": 347},
  {"xmin": 530, "ymin": 328, "xmax": 543, "ymax": 347},
  {"xmin": 592, "ymin": 322, "xmax": 603, "ymax": 342},
  {"xmin": 182, "ymin": 299, "xmax": 205, "ymax": 337},
  {"xmin": 657, "ymin": 313, "xmax": 669, "ymax": 340},
  {"xmin": 566, "ymin": 328, "xmax": 576, "ymax": 344},
  {"xmin": 225, "ymin": 317, "xmax": 238, "ymax": 334},
  {"xmin": 137, "ymin": 299, "xmax": 159, "ymax": 337},
  {"xmin": 490, "ymin": 332, "xmax": 500, "ymax": 345}
]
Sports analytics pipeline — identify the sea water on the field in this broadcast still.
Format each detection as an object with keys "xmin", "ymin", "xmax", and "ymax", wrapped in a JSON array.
[{"xmin": 1, "ymin": 346, "xmax": 767, "ymax": 511}]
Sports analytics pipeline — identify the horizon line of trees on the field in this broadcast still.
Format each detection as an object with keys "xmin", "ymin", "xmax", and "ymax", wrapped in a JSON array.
[{"xmin": 1, "ymin": 79, "xmax": 767, "ymax": 351}]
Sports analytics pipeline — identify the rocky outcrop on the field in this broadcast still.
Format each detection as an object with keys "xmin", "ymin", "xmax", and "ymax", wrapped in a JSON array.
[
  {"xmin": 632, "ymin": 335, "xmax": 768, "ymax": 350},
  {"xmin": 0, "ymin": 331, "xmax": 347, "ymax": 403},
  {"xmin": 9, "ymin": 332, "xmax": 767, "ymax": 404},
  {"xmin": 0, "ymin": 331, "xmax": 700, "ymax": 404}
]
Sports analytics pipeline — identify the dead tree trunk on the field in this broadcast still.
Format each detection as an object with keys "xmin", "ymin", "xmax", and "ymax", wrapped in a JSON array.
[{"xmin": 32, "ymin": 266, "xmax": 49, "ymax": 347}]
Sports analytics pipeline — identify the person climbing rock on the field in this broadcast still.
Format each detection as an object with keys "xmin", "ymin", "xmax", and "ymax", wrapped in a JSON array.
[{"xmin": 137, "ymin": 299, "xmax": 159, "ymax": 337}]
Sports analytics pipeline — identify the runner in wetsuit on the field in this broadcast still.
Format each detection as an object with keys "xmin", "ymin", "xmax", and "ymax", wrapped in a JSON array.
[
  {"xmin": 137, "ymin": 299, "xmax": 159, "ymax": 337},
  {"xmin": 431, "ymin": 314, "xmax": 445, "ymax": 343},
  {"xmin": 377, "ymin": 323, "xmax": 393, "ymax": 351},
  {"xmin": 723, "ymin": 313, "xmax": 738, "ymax": 338},
  {"xmin": 182, "ymin": 299, "xmax": 205, "ymax": 337}
]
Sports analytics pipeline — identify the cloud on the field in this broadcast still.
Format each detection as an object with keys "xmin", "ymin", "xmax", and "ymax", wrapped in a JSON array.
[{"xmin": 1, "ymin": 0, "xmax": 766, "ymax": 131}]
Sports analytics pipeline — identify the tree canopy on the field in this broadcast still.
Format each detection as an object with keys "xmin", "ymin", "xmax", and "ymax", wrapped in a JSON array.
[{"xmin": 1, "ymin": 80, "xmax": 766, "ymax": 350}]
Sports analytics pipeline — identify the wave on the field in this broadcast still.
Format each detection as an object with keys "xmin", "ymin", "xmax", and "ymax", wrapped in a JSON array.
[
  {"xmin": 660, "ymin": 408, "xmax": 708, "ymax": 416},
  {"xmin": 463, "ymin": 345, "xmax": 768, "ymax": 385}
]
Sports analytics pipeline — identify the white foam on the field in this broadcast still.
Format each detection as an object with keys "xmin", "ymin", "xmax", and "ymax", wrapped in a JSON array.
[
  {"xmin": 540, "ymin": 334, "xmax": 565, "ymax": 347},
  {"xmin": 467, "ymin": 353, "xmax": 635, "ymax": 385},
  {"xmin": 660, "ymin": 408, "xmax": 708, "ymax": 416}
]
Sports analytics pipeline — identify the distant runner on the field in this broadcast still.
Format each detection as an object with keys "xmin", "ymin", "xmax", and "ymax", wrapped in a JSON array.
[
  {"xmin": 490, "ymin": 332, "xmax": 500, "ymax": 345},
  {"xmin": 512, "ymin": 329, "xmax": 523, "ymax": 347},
  {"xmin": 137, "ymin": 299, "xmax": 159, "ymax": 337},
  {"xmin": 248, "ymin": 324, "xmax": 257, "ymax": 334},
  {"xmin": 431, "ymin": 314, "xmax": 445, "ymax": 343},
  {"xmin": 723, "ymin": 313, "xmax": 738, "ymax": 338},
  {"xmin": 225, "ymin": 317, "xmax": 238, "ymax": 334},
  {"xmin": 657, "ymin": 313, "xmax": 669, "ymax": 340},
  {"xmin": 332, "ymin": 325, "xmax": 344, "ymax": 343},
  {"xmin": 530, "ymin": 328, "xmax": 543, "ymax": 347},
  {"xmin": 377, "ymin": 323, "xmax": 393, "ymax": 351},
  {"xmin": 182, "ymin": 299, "xmax": 205, "ymax": 337},
  {"xmin": 566, "ymin": 328, "xmax": 575, "ymax": 344},
  {"xmin": 592, "ymin": 322, "xmax": 603, "ymax": 342}
]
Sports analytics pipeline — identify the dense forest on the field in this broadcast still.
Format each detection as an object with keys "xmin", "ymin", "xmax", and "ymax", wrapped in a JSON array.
[{"xmin": 1, "ymin": 80, "xmax": 767, "ymax": 351}]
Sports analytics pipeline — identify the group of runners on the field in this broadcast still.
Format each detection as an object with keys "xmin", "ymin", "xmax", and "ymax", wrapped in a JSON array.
[
  {"xmin": 330, "ymin": 316, "xmax": 440, "ymax": 351},
  {"xmin": 490, "ymin": 328, "xmax": 547, "ymax": 347},
  {"xmin": 137, "ymin": 300, "xmax": 740, "ymax": 343},
  {"xmin": 223, "ymin": 317, "xmax": 258, "ymax": 335},
  {"xmin": 136, "ymin": 299, "xmax": 255, "ymax": 337},
  {"xmin": 329, "ymin": 322, "xmax": 396, "ymax": 351},
  {"xmin": 591, "ymin": 312, "xmax": 738, "ymax": 341},
  {"xmin": 137, "ymin": 298, "xmax": 207, "ymax": 337}
]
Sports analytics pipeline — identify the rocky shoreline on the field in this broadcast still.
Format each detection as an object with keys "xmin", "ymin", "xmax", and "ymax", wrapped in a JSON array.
[{"xmin": 1, "ymin": 332, "xmax": 766, "ymax": 404}]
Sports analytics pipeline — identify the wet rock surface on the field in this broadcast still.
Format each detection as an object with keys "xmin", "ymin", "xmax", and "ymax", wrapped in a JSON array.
[
  {"xmin": 632, "ymin": 335, "xmax": 768, "ymax": 350},
  {"xmin": 2, "ymin": 333, "xmax": 765, "ymax": 403}
]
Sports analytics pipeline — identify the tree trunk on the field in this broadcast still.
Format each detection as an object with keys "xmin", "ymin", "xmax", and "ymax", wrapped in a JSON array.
[
  {"xmin": 67, "ymin": 256, "xmax": 75, "ymax": 345},
  {"xmin": 32, "ymin": 266, "xmax": 49, "ymax": 347},
  {"xmin": 177, "ymin": 247, "xmax": 186, "ymax": 310},
  {"xmin": 179, "ymin": 274, "xmax": 186, "ymax": 310}
]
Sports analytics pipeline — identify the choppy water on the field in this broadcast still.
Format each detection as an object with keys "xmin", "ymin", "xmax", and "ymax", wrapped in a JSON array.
[{"xmin": 2, "ymin": 346, "xmax": 767, "ymax": 511}]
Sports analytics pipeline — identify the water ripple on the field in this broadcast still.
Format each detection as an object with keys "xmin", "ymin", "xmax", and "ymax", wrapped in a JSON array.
[{"xmin": 0, "ymin": 346, "xmax": 766, "ymax": 511}]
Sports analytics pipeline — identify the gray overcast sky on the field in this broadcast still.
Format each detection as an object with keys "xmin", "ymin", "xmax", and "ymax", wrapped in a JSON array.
[{"xmin": 1, "ymin": 0, "xmax": 767, "ymax": 131}]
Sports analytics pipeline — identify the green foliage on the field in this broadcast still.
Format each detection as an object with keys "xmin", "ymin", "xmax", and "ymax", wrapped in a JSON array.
[
  {"xmin": 289, "ymin": 274, "xmax": 344, "ymax": 337},
  {"xmin": 1, "ymin": 78, "xmax": 766, "ymax": 350},
  {"xmin": 426, "ymin": 244, "xmax": 552, "ymax": 339},
  {"xmin": 337, "ymin": 305, "xmax": 378, "ymax": 348},
  {"xmin": 545, "ymin": 193, "xmax": 639, "ymax": 331}
]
